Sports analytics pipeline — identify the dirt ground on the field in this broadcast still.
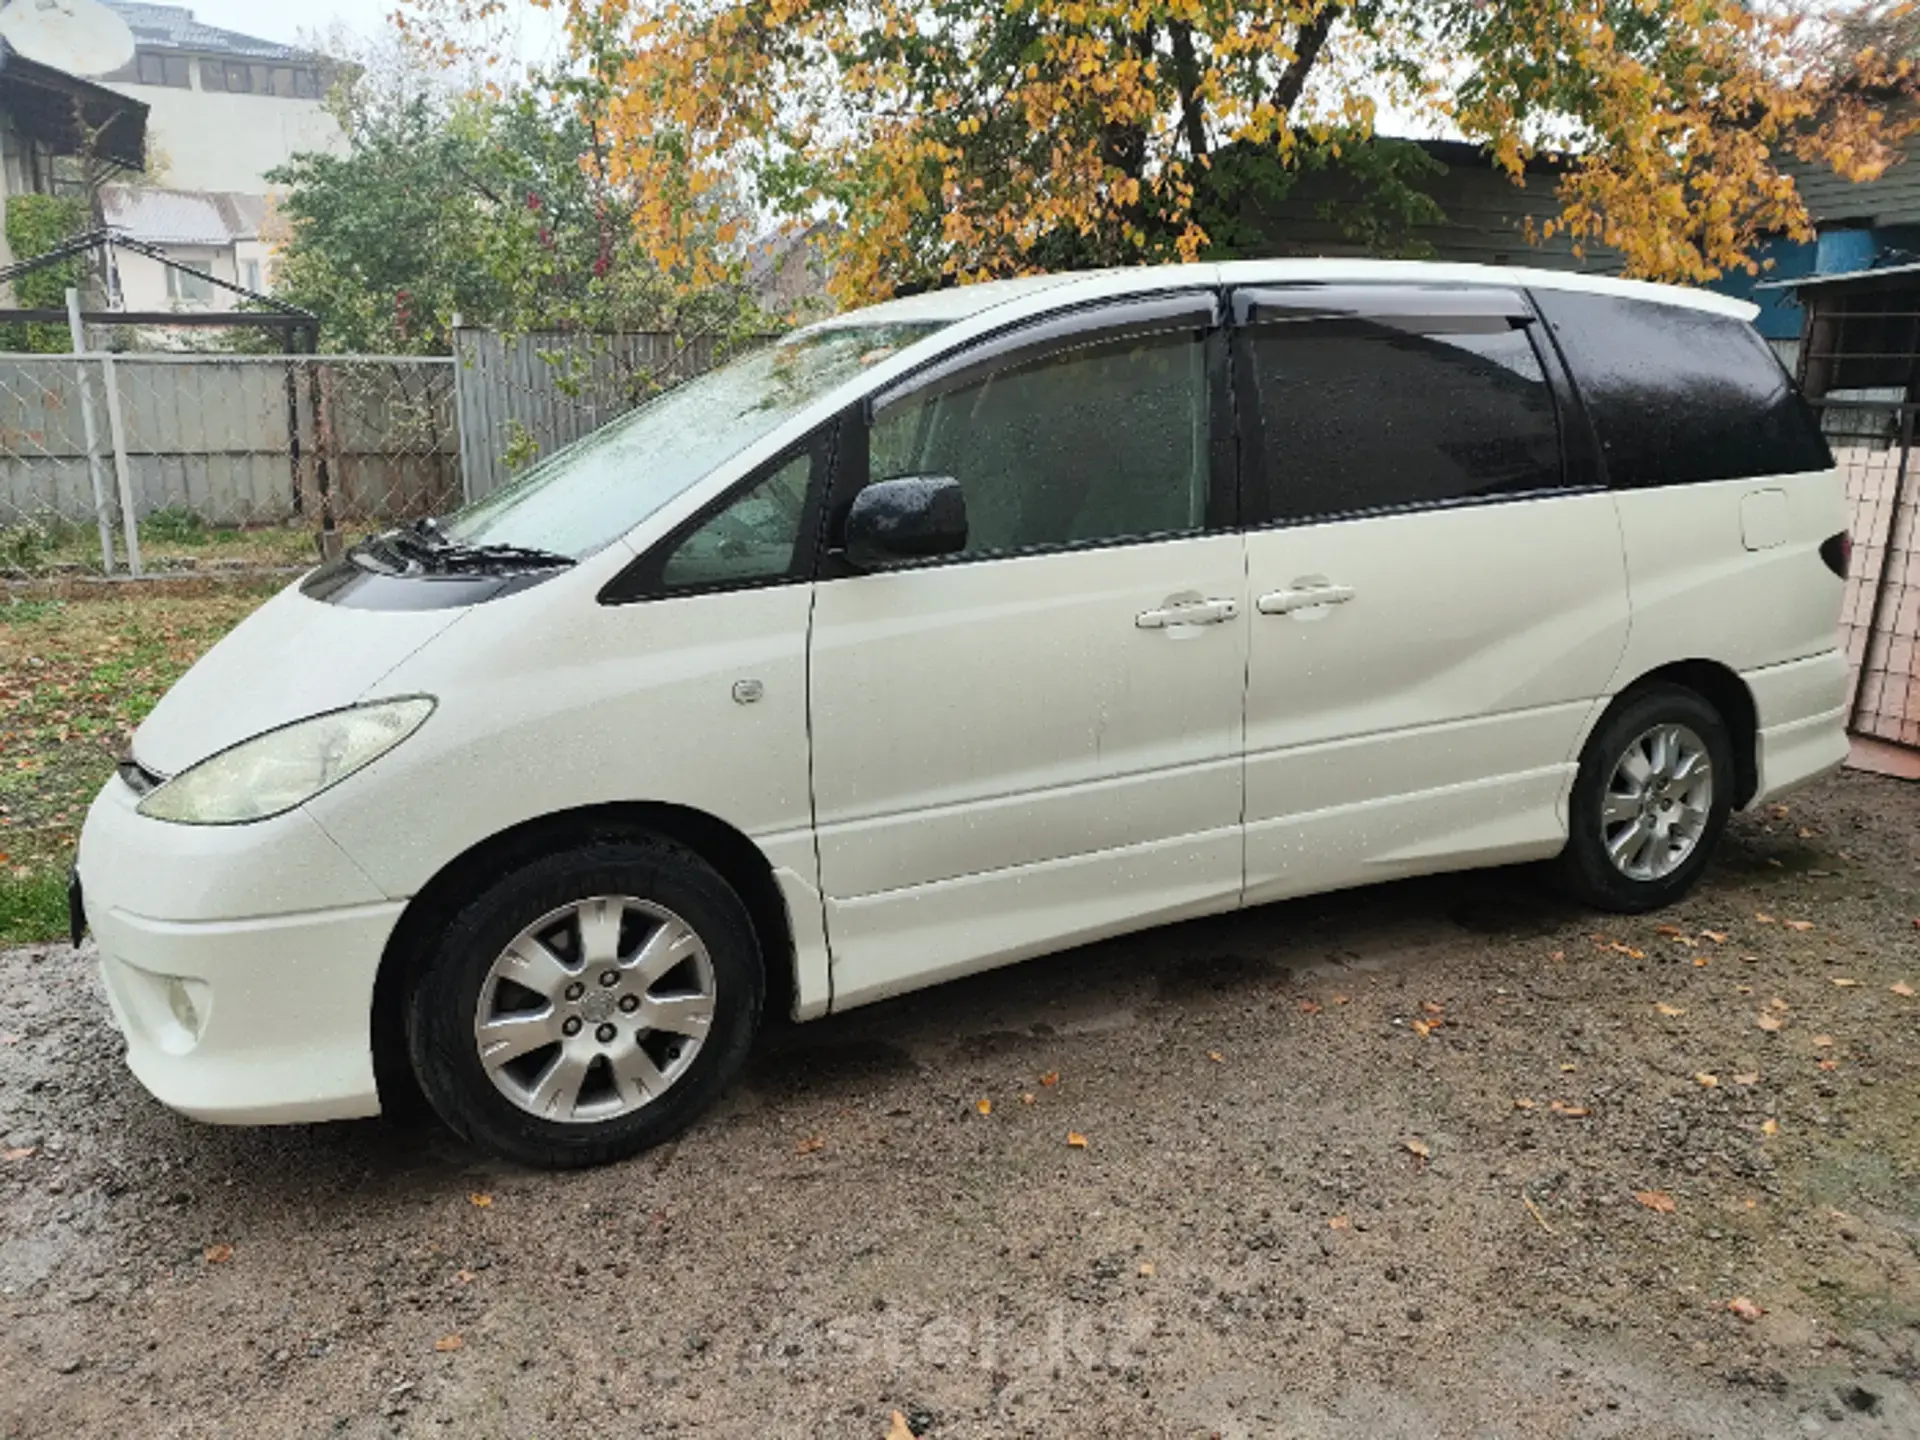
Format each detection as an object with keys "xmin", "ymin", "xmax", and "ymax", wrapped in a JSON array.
[{"xmin": 1, "ymin": 772, "xmax": 1917, "ymax": 1439}]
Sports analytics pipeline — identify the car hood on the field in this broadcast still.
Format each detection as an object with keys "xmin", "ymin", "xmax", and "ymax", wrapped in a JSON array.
[{"xmin": 132, "ymin": 580, "xmax": 467, "ymax": 776}]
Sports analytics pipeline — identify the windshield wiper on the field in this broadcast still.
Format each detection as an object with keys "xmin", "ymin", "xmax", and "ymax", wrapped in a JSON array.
[{"xmin": 426, "ymin": 542, "xmax": 576, "ymax": 572}]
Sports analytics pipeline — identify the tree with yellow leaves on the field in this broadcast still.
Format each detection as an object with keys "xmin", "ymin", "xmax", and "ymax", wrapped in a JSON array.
[{"xmin": 400, "ymin": 1, "xmax": 1920, "ymax": 305}]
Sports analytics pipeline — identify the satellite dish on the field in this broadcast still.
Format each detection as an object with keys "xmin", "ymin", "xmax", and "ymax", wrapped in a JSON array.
[{"xmin": 0, "ymin": 0, "xmax": 137, "ymax": 78}]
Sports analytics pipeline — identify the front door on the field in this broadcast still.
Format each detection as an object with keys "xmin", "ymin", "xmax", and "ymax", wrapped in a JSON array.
[
  {"xmin": 808, "ymin": 294, "xmax": 1248, "ymax": 1008},
  {"xmin": 1232, "ymin": 283, "xmax": 1633, "ymax": 905}
]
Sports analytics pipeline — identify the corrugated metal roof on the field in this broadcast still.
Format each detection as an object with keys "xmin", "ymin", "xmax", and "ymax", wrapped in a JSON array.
[
  {"xmin": 1754, "ymin": 258, "xmax": 1920, "ymax": 291},
  {"xmin": 100, "ymin": 185, "xmax": 266, "ymax": 244},
  {"xmin": 103, "ymin": 3, "xmax": 303, "ymax": 61}
]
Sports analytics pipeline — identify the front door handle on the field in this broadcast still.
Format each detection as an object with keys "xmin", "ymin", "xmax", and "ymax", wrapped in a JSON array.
[
  {"xmin": 1257, "ymin": 582, "xmax": 1355, "ymax": 616},
  {"xmin": 1136, "ymin": 597, "xmax": 1239, "ymax": 630}
]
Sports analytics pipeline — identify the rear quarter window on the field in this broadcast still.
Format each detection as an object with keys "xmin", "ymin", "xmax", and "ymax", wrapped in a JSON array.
[{"xmin": 1530, "ymin": 290, "xmax": 1831, "ymax": 488}]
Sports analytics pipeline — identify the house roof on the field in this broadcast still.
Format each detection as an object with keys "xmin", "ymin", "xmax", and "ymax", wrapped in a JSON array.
[
  {"xmin": 103, "ymin": 2, "xmax": 304, "ymax": 61},
  {"xmin": 1755, "ymin": 258, "xmax": 1920, "ymax": 292},
  {"xmin": 0, "ymin": 42, "xmax": 148, "ymax": 171},
  {"xmin": 101, "ymin": 185, "xmax": 266, "ymax": 245}
]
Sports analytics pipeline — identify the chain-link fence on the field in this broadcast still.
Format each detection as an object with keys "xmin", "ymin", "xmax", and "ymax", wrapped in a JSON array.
[
  {"xmin": 1814, "ymin": 396, "xmax": 1920, "ymax": 751},
  {"xmin": 0, "ymin": 353, "xmax": 459, "ymax": 575}
]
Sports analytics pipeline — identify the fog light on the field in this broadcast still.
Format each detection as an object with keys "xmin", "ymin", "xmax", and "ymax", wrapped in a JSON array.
[{"xmin": 165, "ymin": 977, "xmax": 208, "ymax": 1040}]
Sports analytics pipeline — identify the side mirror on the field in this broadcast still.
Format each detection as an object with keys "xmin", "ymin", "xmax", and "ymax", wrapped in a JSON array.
[{"xmin": 843, "ymin": 475, "xmax": 968, "ymax": 570}]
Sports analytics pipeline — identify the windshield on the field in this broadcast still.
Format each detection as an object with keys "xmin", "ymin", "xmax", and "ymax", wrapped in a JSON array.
[{"xmin": 440, "ymin": 322, "xmax": 946, "ymax": 559}]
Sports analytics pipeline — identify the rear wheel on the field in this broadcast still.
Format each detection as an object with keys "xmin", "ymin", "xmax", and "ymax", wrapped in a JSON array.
[
  {"xmin": 406, "ymin": 838, "xmax": 763, "ymax": 1168},
  {"xmin": 1555, "ymin": 684, "xmax": 1736, "ymax": 914}
]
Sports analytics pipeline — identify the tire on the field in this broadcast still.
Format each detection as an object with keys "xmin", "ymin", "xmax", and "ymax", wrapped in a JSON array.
[
  {"xmin": 1555, "ymin": 683, "xmax": 1737, "ymax": 914},
  {"xmin": 406, "ymin": 838, "xmax": 764, "ymax": 1168}
]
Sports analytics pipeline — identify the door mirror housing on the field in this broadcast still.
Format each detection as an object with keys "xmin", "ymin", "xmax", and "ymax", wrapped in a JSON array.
[{"xmin": 842, "ymin": 476, "xmax": 968, "ymax": 570}]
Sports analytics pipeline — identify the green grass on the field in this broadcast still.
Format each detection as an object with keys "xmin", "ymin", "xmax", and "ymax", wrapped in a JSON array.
[
  {"xmin": 3, "ymin": 516, "xmax": 320, "ymax": 577},
  {"xmin": 0, "ymin": 871, "xmax": 67, "ymax": 946},
  {"xmin": 0, "ymin": 580, "xmax": 278, "ymax": 944}
]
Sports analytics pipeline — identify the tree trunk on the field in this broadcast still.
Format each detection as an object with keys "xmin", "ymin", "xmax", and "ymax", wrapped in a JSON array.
[
  {"xmin": 1274, "ymin": 3, "xmax": 1342, "ymax": 114},
  {"xmin": 1171, "ymin": 21, "xmax": 1208, "ymax": 161}
]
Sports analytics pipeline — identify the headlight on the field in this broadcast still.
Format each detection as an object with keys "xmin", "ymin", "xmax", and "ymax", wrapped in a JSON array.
[{"xmin": 137, "ymin": 697, "xmax": 435, "ymax": 826}]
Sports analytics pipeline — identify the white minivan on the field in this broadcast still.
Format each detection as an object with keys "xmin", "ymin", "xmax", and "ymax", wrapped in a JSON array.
[{"xmin": 75, "ymin": 261, "xmax": 1851, "ymax": 1167}]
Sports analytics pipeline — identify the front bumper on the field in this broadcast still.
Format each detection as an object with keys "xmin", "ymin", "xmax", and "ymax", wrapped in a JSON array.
[{"xmin": 78, "ymin": 775, "xmax": 403, "ymax": 1124}]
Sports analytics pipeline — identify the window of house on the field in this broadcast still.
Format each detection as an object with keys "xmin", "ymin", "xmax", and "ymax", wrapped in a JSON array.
[
  {"xmin": 1245, "ymin": 319, "xmax": 1564, "ymax": 522},
  {"xmin": 225, "ymin": 61, "xmax": 252, "ymax": 92},
  {"xmin": 241, "ymin": 258, "xmax": 263, "ymax": 292},
  {"xmin": 867, "ymin": 327, "xmax": 1211, "ymax": 557},
  {"xmin": 166, "ymin": 261, "xmax": 216, "ymax": 304}
]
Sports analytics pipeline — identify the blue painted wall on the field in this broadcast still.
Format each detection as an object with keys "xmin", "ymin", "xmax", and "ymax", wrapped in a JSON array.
[{"xmin": 1707, "ymin": 227, "xmax": 1920, "ymax": 338}]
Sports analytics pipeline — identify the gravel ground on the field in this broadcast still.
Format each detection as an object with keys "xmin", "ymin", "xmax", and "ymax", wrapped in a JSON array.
[{"xmin": 2, "ymin": 771, "xmax": 1918, "ymax": 1439}]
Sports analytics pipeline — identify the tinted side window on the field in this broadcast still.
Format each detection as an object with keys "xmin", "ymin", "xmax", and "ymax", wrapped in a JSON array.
[
  {"xmin": 868, "ymin": 328, "xmax": 1209, "ymax": 556},
  {"xmin": 1530, "ymin": 290, "xmax": 1831, "ymax": 487},
  {"xmin": 1247, "ymin": 320, "xmax": 1563, "ymax": 523},
  {"xmin": 658, "ymin": 451, "xmax": 812, "ymax": 588}
]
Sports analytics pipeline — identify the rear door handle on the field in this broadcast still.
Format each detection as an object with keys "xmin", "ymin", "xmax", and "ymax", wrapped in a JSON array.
[
  {"xmin": 1136, "ymin": 597, "xmax": 1239, "ymax": 629},
  {"xmin": 1257, "ymin": 583, "xmax": 1355, "ymax": 615}
]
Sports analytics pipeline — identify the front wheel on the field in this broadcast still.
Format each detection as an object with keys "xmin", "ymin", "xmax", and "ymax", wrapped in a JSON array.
[
  {"xmin": 1555, "ymin": 684, "xmax": 1736, "ymax": 914},
  {"xmin": 406, "ymin": 838, "xmax": 763, "ymax": 1168}
]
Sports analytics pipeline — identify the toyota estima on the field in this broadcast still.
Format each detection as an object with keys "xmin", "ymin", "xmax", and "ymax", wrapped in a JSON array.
[{"xmin": 77, "ymin": 261, "xmax": 1850, "ymax": 1168}]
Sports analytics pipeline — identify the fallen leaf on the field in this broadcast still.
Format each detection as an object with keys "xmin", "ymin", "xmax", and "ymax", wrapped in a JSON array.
[
  {"xmin": 1768, "ymin": 804, "xmax": 1790, "ymax": 819},
  {"xmin": 1206, "ymin": 1050, "xmax": 1225, "ymax": 1063},
  {"xmin": 1693, "ymin": 955, "xmax": 1711, "ymax": 967},
  {"xmin": 1404, "ymin": 1137, "xmax": 1431, "ymax": 1159},
  {"xmin": 1066, "ymin": 1132, "xmax": 1087, "ymax": 1148},
  {"xmin": 1701, "ymin": 930, "xmax": 1729, "ymax": 944},
  {"xmin": 1818, "ymin": 1058, "xmax": 1840, "ymax": 1071},
  {"xmin": 1550, "ymin": 1101, "xmax": 1591, "ymax": 1118},
  {"xmin": 1421, "ymin": 1000, "xmax": 1445, "ymax": 1016},
  {"xmin": 1560, "ymin": 1062, "xmax": 1577, "ymax": 1073},
  {"xmin": 1755, "ymin": 913, "xmax": 1776, "ymax": 925},
  {"xmin": 1783, "ymin": 919, "xmax": 1814, "ymax": 932},
  {"xmin": 1695, "ymin": 1072, "xmax": 1719, "ymax": 1088},
  {"xmin": 885, "ymin": 1412, "xmax": 915, "ymax": 1440},
  {"xmin": 1812, "ymin": 1034, "xmax": 1834, "ymax": 1048},
  {"xmin": 975, "ymin": 1098, "xmax": 992, "ymax": 1116},
  {"xmin": 1039, "ymin": 1071, "xmax": 1060, "ymax": 1088},
  {"xmin": 1831, "ymin": 978, "xmax": 1862, "ymax": 988},
  {"xmin": 1, "ymin": 1146, "xmax": 35, "ymax": 1162},
  {"xmin": 1728, "ymin": 1296, "xmax": 1765, "ymax": 1322},
  {"xmin": 1328, "ymin": 1215, "xmax": 1350, "ymax": 1230},
  {"xmin": 1549, "ymin": 950, "xmax": 1565, "ymax": 961},
  {"xmin": 1761, "ymin": 1118, "xmax": 1779, "ymax": 1137},
  {"xmin": 1410, "ymin": 1019, "xmax": 1434, "ymax": 1037},
  {"xmin": 1656, "ymin": 1003, "xmax": 1686, "ymax": 1017},
  {"xmin": 1020, "ymin": 1092, "xmax": 1036, "ymax": 1105},
  {"xmin": 1331, "ymin": 993, "xmax": 1350, "ymax": 1005},
  {"xmin": 434, "ymin": 1335, "xmax": 464, "ymax": 1353},
  {"xmin": 454, "ymin": 1269, "xmax": 475, "ymax": 1285},
  {"xmin": 1757, "ymin": 1014, "xmax": 1784, "ymax": 1033},
  {"xmin": 468, "ymin": 1193, "xmax": 493, "ymax": 1209},
  {"xmin": 1298, "ymin": 1000, "xmax": 1322, "ymax": 1015},
  {"xmin": 1633, "ymin": 1190, "xmax": 1677, "ymax": 1214},
  {"xmin": 1512, "ymin": 1097, "xmax": 1536, "ymax": 1110},
  {"xmin": 1768, "ymin": 997, "xmax": 1791, "ymax": 1011},
  {"xmin": 795, "ymin": 1136, "xmax": 825, "ymax": 1155},
  {"xmin": 1892, "ymin": 982, "xmax": 1916, "ymax": 998},
  {"xmin": 1733, "ymin": 1072, "xmax": 1759, "ymax": 1085},
  {"xmin": 1137, "ymin": 1261, "xmax": 1155, "ymax": 1277},
  {"xmin": 1609, "ymin": 942, "xmax": 1647, "ymax": 959},
  {"xmin": 203, "ymin": 1244, "xmax": 234, "ymax": 1265},
  {"xmin": 1655, "ymin": 923, "xmax": 1686, "ymax": 937}
]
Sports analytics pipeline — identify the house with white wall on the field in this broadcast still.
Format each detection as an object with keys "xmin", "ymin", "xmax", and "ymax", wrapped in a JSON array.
[{"xmin": 94, "ymin": 2, "xmax": 342, "ymax": 313}]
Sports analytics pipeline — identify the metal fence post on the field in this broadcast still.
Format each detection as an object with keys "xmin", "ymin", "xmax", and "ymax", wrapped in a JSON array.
[
  {"xmin": 98, "ymin": 351, "xmax": 143, "ymax": 577},
  {"xmin": 64, "ymin": 288, "xmax": 115, "ymax": 574}
]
